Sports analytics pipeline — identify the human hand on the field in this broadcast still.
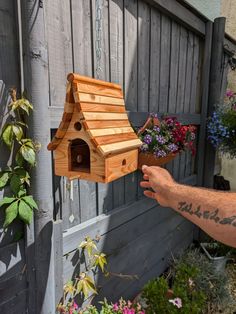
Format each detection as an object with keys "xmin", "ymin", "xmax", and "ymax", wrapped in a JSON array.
[{"xmin": 140, "ymin": 165, "xmax": 176, "ymax": 207}]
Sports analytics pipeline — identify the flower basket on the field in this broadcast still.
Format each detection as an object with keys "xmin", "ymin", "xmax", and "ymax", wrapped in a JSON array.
[
  {"xmin": 136, "ymin": 114, "xmax": 196, "ymax": 168},
  {"xmin": 138, "ymin": 152, "xmax": 176, "ymax": 169}
]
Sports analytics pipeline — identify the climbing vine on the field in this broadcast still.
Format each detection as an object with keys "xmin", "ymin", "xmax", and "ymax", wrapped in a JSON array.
[{"xmin": 0, "ymin": 89, "xmax": 38, "ymax": 227}]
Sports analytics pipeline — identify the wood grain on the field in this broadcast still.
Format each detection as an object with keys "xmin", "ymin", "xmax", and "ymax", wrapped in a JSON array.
[
  {"xmin": 83, "ymin": 112, "xmax": 128, "ymax": 120},
  {"xmin": 99, "ymin": 139, "xmax": 142, "ymax": 155},
  {"xmin": 68, "ymin": 73, "xmax": 121, "ymax": 89},
  {"xmin": 88, "ymin": 126, "xmax": 133, "ymax": 137},
  {"xmin": 93, "ymin": 132, "xmax": 137, "ymax": 146},
  {"xmin": 78, "ymin": 93, "xmax": 125, "ymax": 106},
  {"xmin": 76, "ymin": 82, "xmax": 123, "ymax": 98},
  {"xmin": 78, "ymin": 103, "xmax": 126, "ymax": 113},
  {"xmin": 84, "ymin": 120, "xmax": 131, "ymax": 129}
]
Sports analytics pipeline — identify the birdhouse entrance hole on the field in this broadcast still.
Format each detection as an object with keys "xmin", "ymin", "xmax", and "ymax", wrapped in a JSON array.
[{"xmin": 69, "ymin": 139, "xmax": 90, "ymax": 173}]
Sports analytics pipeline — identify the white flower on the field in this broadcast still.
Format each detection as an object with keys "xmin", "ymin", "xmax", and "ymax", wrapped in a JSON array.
[{"xmin": 169, "ymin": 297, "xmax": 182, "ymax": 309}]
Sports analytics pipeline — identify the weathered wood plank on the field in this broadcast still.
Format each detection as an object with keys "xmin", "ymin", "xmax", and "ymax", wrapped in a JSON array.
[
  {"xmin": 176, "ymin": 26, "xmax": 188, "ymax": 113},
  {"xmin": 0, "ymin": 289, "xmax": 27, "ymax": 314},
  {"xmin": 190, "ymin": 35, "xmax": 200, "ymax": 113},
  {"xmin": 168, "ymin": 21, "xmax": 180, "ymax": 112},
  {"xmin": 0, "ymin": 273, "xmax": 27, "ymax": 305},
  {"xmin": 196, "ymin": 26, "xmax": 214, "ymax": 182},
  {"xmin": 0, "ymin": 1, "xmax": 20, "ymax": 90},
  {"xmin": 149, "ymin": 8, "xmax": 161, "ymax": 112},
  {"xmin": 143, "ymin": 0, "xmax": 205, "ymax": 35},
  {"xmin": 71, "ymin": 0, "xmax": 93, "ymax": 76},
  {"xmin": 53, "ymin": 220, "xmax": 63, "ymax": 307},
  {"xmin": 159, "ymin": 14, "xmax": 171, "ymax": 112},
  {"xmin": 138, "ymin": 0, "xmax": 150, "ymax": 112},
  {"xmin": 46, "ymin": 0, "xmax": 73, "ymax": 107}
]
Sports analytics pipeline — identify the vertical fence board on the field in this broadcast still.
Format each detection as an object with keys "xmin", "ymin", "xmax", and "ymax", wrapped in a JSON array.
[
  {"xmin": 124, "ymin": 0, "xmax": 138, "ymax": 204},
  {"xmin": 149, "ymin": 8, "xmax": 161, "ymax": 112},
  {"xmin": 46, "ymin": 0, "xmax": 73, "ymax": 107},
  {"xmin": 109, "ymin": 0, "xmax": 125, "ymax": 209},
  {"xmin": 159, "ymin": 15, "xmax": 171, "ymax": 112}
]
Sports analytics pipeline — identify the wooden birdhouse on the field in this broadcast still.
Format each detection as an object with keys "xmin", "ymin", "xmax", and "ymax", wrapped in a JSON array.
[{"xmin": 47, "ymin": 73, "xmax": 142, "ymax": 183}]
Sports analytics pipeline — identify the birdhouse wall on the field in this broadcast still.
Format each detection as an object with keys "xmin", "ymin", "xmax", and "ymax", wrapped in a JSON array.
[{"xmin": 54, "ymin": 109, "xmax": 106, "ymax": 182}]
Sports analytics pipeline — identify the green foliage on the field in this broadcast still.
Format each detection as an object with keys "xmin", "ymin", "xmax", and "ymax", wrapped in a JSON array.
[
  {"xmin": 0, "ymin": 89, "xmax": 38, "ymax": 227},
  {"xmin": 58, "ymin": 236, "xmax": 108, "ymax": 312}
]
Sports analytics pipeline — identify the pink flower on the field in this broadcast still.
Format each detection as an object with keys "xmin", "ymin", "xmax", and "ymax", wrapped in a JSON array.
[
  {"xmin": 169, "ymin": 297, "xmax": 182, "ymax": 309},
  {"xmin": 226, "ymin": 90, "xmax": 234, "ymax": 98},
  {"xmin": 113, "ymin": 303, "xmax": 119, "ymax": 311}
]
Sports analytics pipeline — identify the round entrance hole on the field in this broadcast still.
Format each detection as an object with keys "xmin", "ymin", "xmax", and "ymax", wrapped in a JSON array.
[
  {"xmin": 74, "ymin": 121, "xmax": 82, "ymax": 131},
  {"xmin": 122, "ymin": 159, "xmax": 126, "ymax": 166}
]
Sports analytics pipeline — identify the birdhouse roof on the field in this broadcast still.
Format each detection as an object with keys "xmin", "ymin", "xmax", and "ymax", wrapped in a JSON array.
[{"xmin": 48, "ymin": 73, "xmax": 142, "ymax": 156}]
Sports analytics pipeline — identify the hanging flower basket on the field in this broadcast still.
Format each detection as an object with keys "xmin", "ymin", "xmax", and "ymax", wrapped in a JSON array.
[{"xmin": 137, "ymin": 114, "xmax": 196, "ymax": 169}]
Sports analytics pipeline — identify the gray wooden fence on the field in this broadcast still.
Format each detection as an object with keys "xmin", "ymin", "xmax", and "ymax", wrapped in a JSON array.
[{"xmin": 0, "ymin": 0, "xmax": 236, "ymax": 313}]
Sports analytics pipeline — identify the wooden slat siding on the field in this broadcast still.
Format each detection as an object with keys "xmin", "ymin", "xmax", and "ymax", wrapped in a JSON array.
[
  {"xmin": 0, "ymin": 272, "xmax": 27, "ymax": 305},
  {"xmin": 79, "ymin": 103, "xmax": 126, "ymax": 113},
  {"xmin": 143, "ymin": 0, "xmax": 205, "ymax": 36},
  {"xmin": 71, "ymin": 0, "xmax": 93, "ymax": 76},
  {"xmin": 97, "ymin": 219, "xmax": 193, "ymax": 299},
  {"xmin": 0, "ymin": 240, "xmax": 25, "ymax": 280},
  {"xmin": 0, "ymin": 289, "xmax": 27, "ymax": 314},
  {"xmin": 89, "ymin": 126, "xmax": 133, "ymax": 137},
  {"xmin": 92, "ymin": 0, "xmax": 112, "ymax": 215},
  {"xmin": 63, "ymin": 173, "xmax": 196, "ymax": 255},
  {"xmin": 168, "ymin": 21, "xmax": 180, "ymax": 112},
  {"xmin": 84, "ymin": 120, "xmax": 131, "ymax": 129},
  {"xmin": 190, "ymin": 35, "xmax": 200, "ymax": 113},
  {"xmin": 159, "ymin": 14, "xmax": 171, "ymax": 112},
  {"xmin": 137, "ymin": 0, "xmax": 150, "ymax": 199},
  {"xmin": 53, "ymin": 221, "xmax": 63, "ymax": 306},
  {"xmin": 79, "ymin": 93, "xmax": 125, "ymax": 106},
  {"xmin": 83, "ymin": 112, "xmax": 127, "ymax": 120},
  {"xmin": 138, "ymin": 0, "xmax": 150, "ymax": 112},
  {"xmin": 176, "ymin": 26, "xmax": 188, "ymax": 113},
  {"xmin": 149, "ymin": 8, "xmax": 161, "ymax": 112},
  {"xmin": 184, "ymin": 32, "xmax": 194, "ymax": 178},
  {"xmin": 71, "ymin": 2, "xmax": 97, "ymax": 224},
  {"xmin": 0, "ymin": 1, "xmax": 20, "ymax": 90},
  {"xmin": 98, "ymin": 139, "xmax": 141, "ymax": 155},
  {"xmin": 46, "ymin": 0, "xmax": 73, "ymax": 107},
  {"xmin": 124, "ymin": 0, "xmax": 138, "ymax": 205},
  {"xmin": 93, "ymin": 132, "xmax": 137, "ymax": 146},
  {"xmin": 119, "ymin": 228, "xmax": 193, "ymax": 300}
]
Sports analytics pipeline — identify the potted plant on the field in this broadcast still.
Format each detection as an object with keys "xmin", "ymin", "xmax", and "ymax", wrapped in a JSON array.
[
  {"xmin": 207, "ymin": 90, "xmax": 236, "ymax": 158},
  {"xmin": 137, "ymin": 114, "xmax": 196, "ymax": 169},
  {"xmin": 200, "ymin": 241, "xmax": 236, "ymax": 273}
]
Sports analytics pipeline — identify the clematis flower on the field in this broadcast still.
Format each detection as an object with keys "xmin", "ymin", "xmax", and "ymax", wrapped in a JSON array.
[{"xmin": 169, "ymin": 297, "xmax": 182, "ymax": 309}]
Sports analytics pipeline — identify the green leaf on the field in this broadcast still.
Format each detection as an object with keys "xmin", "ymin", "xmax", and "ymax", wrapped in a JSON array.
[
  {"xmin": 15, "ymin": 151, "xmax": 24, "ymax": 166},
  {"xmin": 18, "ymin": 200, "xmax": 33, "ymax": 224},
  {"xmin": 79, "ymin": 237, "xmax": 97, "ymax": 257},
  {"xmin": 2, "ymin": 124, "xmax": 14, "ymax": 148},
  {"xmin": 0, "ymin": 172, "xmax": 10, "ymax": 188},
  {"xmin": 0, "ymin": 197, "xmax": 16, "ymax": 207},
  {"xmin": 14, "ymin": 168, "xmax": 30, "ymax": 186},
  {"xmin": 18, "ymin": 189, "xmax": 26, "ymax": 197},
  {"xmin": 93, "ymin": 253, "xmax": 107, "ymax": 272},
  {"xmin": 10, "ymin": 98, "xmax": 33, "ymax": 115},
  {"xmin": 21, "ymin": 139, "xmax": 35, "ymax": 149},
  {"xmin": 12, "ymin": 125, "xmax": 23, "ymax": 141},
  {"xmin": 3, "ymin": 200, "xmax": 19, "ymax": 228},
  {"xmin": 20, "ymin": 145, "xmax": 36, "ymax": 166},
  {"xmin": 10, "ymin": 174, "xmax": 22, "ymax": 194},
  {"xmin": 22, "ymin": 196, "xmax": 38, "ymax": 210}
]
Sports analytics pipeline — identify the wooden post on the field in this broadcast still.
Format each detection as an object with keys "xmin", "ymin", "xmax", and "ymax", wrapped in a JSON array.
[
  {"xmin": 21, "ymin": 1, "xmax": 56, "ymax": 313},
  {"xmin": 197, "ymin": 21, "xmax": 213, "ymax": 186},
  {"xmin": 203, "ymin": 17, "xmax": 226, "ymax": 188}
]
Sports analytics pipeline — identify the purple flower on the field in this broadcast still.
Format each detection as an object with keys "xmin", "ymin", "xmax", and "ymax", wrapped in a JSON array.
[
  {"xmin": 154, "ymin": 150, "xmax": 167, "ymax": 158},
  {"xmin": 169, "ymin": 297, "xmax": 182, "ymax": 309},
  {"xmin": 140, "ymin": 143, "xmax": 149, "ymax": 152},
  {"xmin": 143, "ymin": 134, "xmax": 152, "ymax": 145},
  {"xmin": 153, "ymin": 126, "xmax": 160, "ymax": 132},
  {"xmin": 156, "ymin": 135, "xmax": 166, "ymax": 144},
  {"xmin": 167, "ymin": 143, "xmax": 178, "ymax": 152}
]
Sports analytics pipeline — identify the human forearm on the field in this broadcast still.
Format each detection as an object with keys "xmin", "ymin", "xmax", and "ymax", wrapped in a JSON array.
[{"xmin": 168, "ymin": 184, "xmax": 236, "ymax": 248}]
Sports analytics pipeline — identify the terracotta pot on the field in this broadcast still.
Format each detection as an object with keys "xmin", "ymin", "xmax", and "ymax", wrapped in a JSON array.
[{"xmin": 138, "ymin": 152, "xmax": 177, "ymax": 170}]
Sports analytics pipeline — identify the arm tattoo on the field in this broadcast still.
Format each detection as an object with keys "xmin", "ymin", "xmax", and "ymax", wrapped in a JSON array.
[{"xmin": 178, "ymin": 201, "xmax": 236, "ymax": 227}]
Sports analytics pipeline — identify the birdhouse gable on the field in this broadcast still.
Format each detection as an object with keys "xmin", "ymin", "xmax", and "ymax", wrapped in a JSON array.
[{"xmin": 47, "ymin": 73, "xmax": 142, "ymax": 183}]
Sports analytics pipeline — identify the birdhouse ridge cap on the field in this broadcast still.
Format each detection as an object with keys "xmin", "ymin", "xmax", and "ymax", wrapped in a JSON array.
[{"xmin": 67, "ymin": 73, "xmax": 122, "ymax": 90}]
